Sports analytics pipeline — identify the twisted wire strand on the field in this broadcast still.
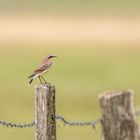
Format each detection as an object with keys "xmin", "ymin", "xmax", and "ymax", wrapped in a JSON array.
[
  {"xmin": 56, "ymin": 115, "xmax": 101, "ymax": 127},
  {"xmin": 0, "ymin": 120, "xmax": 35, "ymax": 128},
  {"xmin": 0, "ymin": 109, "xmax": 140, "ymax": 128},
  {"xmin": 55, "ymin": 109, "xmax": 140, "ymax": 127}
]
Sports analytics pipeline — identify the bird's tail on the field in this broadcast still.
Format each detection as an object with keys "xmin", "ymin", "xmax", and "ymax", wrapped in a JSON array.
[
  {"xmin": 28, "ymin": 73, "xmax": 35, "ymax": 85},
  {"xmin": 29, "ymin": 78, "xmax": 33, "ymax": 85},
  {"xmin": 28, "ymin": 73, "xmax": 35, "ymax": 79}
]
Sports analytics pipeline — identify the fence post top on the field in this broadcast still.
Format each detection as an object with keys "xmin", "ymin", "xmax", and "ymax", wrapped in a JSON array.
[
  {"xmin": 99, "ymin": 89, "xmax": 134, "ymax": 100},
  {"xmin": 35, "ymin": 84, "xmax": 55, "ymax": 89}
]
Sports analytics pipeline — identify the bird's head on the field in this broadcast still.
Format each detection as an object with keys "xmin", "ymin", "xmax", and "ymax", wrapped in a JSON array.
[{"xmin": 47, "ymin": 54, "xmax": 57, "ymax": 59}]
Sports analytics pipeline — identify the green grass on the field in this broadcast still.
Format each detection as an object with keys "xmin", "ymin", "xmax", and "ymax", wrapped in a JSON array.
[
  {"xmin": 1, "ymin": 0, "xmax": 140, "ymax": 6},
  {"xmin": 0, "ymin": 0, "xmax": 140, "ymax": 11},
  {"xmin": 0, "ymin": 43, "xmax": 140, "ymax": 140}
]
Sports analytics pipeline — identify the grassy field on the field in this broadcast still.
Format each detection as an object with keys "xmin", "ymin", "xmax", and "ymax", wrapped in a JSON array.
[
  {"xmin": 1, "ymin": 0, "xmax": 140, "ymax": 6},
  {"xmin": 0, "ymin": 0, "xmax": 140, "ymax": 139},
  {"xmin": 0, "ymin": 0, "xmax": 140, "ymax": 13},
  {"xmin": 0, "ymin": 44, "xmax": 140, "ymax": 140}
]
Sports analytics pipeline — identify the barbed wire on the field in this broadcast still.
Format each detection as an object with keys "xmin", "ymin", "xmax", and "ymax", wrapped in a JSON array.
[
  {"xmin": 56, "ymin": 109, "xmax": 140, "ymax": 127},
  {"xmin": 0, "ymin": 116, "xmax": 101, "ymax": 128},
  {"xmin": 0, "ymin": 120, "xmax": 35, "ymax": 128},
  {"xmin": 56, "ymin": 115, "xmax": 101, "ymax": 127},
  {"xmin": 0, "ymin": 109, "xmax": 140, "ymax": 128}
]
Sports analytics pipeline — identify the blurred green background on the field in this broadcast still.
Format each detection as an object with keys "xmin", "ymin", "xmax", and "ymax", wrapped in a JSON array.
[{"xmin": 0, "ymin": 0, "xmax": 140, "ymax": 140}]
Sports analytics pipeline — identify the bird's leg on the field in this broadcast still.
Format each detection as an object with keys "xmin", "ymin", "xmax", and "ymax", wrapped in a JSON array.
[
  {"xmin": 40, "ymin": 76, "xmax": 47, "ymax": 84},
  {"xmin": 38, "ymin": 76, "xmax": 43, "ymax": 84}
]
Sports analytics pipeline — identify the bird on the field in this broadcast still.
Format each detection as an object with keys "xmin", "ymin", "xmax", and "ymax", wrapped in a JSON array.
[{"xmin": 28, "ymin": 54, "xmax": 57, "ymax": 85}]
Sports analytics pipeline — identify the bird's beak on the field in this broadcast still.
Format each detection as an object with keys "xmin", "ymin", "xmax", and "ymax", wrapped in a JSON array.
[{"xmin": 53, "ymin": 55, "xmax": 57, "ymax": 58}]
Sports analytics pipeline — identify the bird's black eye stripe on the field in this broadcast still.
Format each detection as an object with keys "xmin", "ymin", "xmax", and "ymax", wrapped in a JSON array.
[
  {"xmin": 48, "ymin": 56, "xmax": 52, "ymax": 58},
  {"xmin": 48, "ymin": 55, "xmax": 56, "ymax": 59}
]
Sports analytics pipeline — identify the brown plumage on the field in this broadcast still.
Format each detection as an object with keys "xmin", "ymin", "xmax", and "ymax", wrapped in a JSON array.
[{"xmin": 28, "ymin": 54, "xmax": 57, "ymax": 85}]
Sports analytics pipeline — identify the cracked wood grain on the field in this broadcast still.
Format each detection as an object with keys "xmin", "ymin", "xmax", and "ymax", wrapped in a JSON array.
[
  {"xmin": 99, "ymin": 90, "xmax": 140, "ymax": 140},
  {"xmin": 35, "ymin": 84, "xmax": 56, "ymax": 140}
]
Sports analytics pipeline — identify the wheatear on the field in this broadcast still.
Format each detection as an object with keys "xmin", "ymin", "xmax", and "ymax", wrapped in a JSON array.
[{"xmin": 28, "ymin": 54, "xmax": 57, "ymax": 85}]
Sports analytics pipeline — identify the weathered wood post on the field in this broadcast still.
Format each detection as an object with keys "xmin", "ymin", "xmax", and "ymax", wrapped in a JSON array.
[
  {"xmin": 99, "ymin": 90, "xmax": 140, "ymax": 140},
  {"xmin": 35, "ymin": 84, "xmax": 56, "ymax": 140}
]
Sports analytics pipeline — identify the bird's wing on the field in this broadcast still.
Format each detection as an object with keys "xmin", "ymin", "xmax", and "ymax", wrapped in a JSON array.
[
  {"xmin": 28, "ymin": 62, "xmax": 52, "ymax": 78},
  {"xmin": 35, "ymin": 62, "xmax": 52, "ymax": 74}
]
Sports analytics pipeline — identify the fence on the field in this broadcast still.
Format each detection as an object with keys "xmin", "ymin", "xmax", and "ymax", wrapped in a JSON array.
[{"xmin": 0, "ymin": 84, "xmax": 140, "ymax": 140}]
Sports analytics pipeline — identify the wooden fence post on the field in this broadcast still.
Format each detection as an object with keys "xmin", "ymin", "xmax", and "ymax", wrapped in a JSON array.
[
  {"xmin": 35, "ymin": 84, "xmax": 56, "ymax": 140},
  {"xmin": 99, "ymin": 90, "xmax": 140, "ymax": 140}
]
